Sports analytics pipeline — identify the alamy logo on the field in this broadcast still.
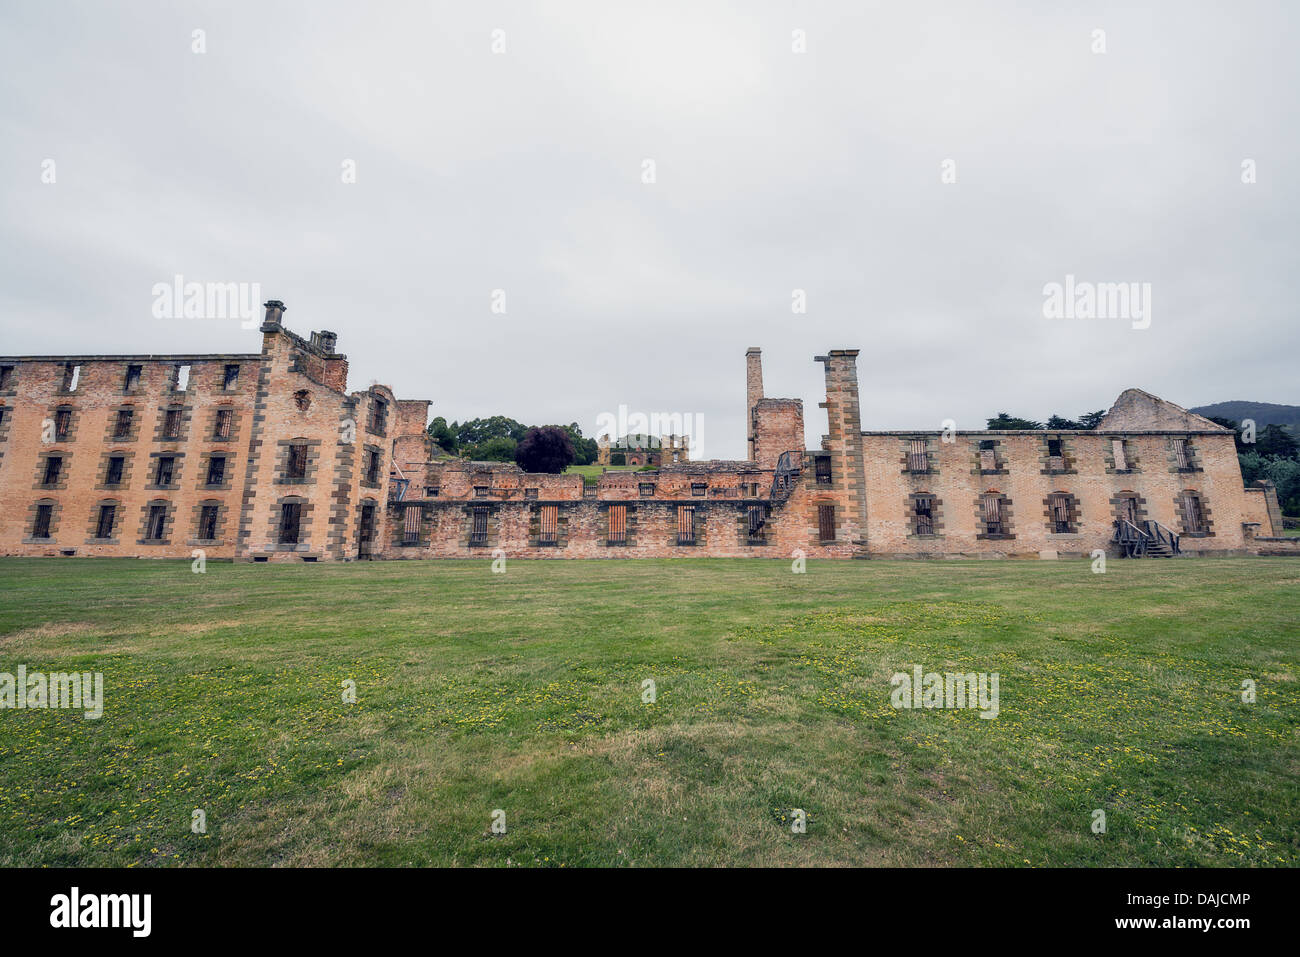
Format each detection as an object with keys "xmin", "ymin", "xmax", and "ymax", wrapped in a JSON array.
[
  {"xmin": 890, "ymin": 665, "xmax": 999, "ymax": 719},
  {"xmin": 151, "ymin": 275, "xmax": 262, "ymax": 329},
  {"xmin": 0, "ymin": 667, "xmax": 102, "ymax": 719},
  {"xmin": 50, "ymin": 887, "xmax": 151, "ymax": 937},
  {"xmin": 1042, "ymin": 274, "xmax": 1151, "ymax": 330},
  {"xmin": 594, "ymin": 404, "xmax": 705, "ymax": 458}
]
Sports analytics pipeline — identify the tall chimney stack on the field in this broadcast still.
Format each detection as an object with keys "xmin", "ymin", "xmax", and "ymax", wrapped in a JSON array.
[
  {"xmin": 746, "ymin": 347, "xmax": 764, "ymax": 461},
  {"xmin": 261, "ymin": 300, "xmax": 286, "ymax": 331}
]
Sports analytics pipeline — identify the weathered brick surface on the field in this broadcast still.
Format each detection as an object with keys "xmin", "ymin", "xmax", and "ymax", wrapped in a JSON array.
[{"xmin": 0, "ymin": 325, "xmax": 1275, "ymax": 563}]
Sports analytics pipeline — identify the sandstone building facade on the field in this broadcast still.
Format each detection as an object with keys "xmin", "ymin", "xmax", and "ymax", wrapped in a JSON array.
[{"xmin": 0, "ymin": 303, "xmax": 1290, "ymax": 562}]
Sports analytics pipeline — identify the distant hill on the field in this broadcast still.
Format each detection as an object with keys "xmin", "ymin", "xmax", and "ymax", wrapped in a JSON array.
[{"xmin": 1190, "ymin": 401, "xmax": 1300, "ymax": 430}]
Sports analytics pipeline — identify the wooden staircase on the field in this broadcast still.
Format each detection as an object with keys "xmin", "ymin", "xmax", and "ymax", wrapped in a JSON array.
[{"xmin": 1113, "ymin": 519, "xmax": 1181, "ymax": 558}]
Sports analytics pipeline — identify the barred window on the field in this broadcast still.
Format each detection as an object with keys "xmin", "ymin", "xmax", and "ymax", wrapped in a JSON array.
[
  {"xmin": 913, "ymin": 495, "xmax": 935, "ymax": 536},
  {"xmin": 1048, "ymin": 492, "xmax": 1074, "ymax": 533},
  {"xmin": 115, "ymin": 409, "xmax": 134, "ymax": 438},
  {"xmin": 524, "ymin": 488, "xmax": 538, "ymax": 500},
  {"xmin": 54, "ymin": 409, "xmax": 71, "ymax": 439},
  {"xmin": 747, "ymin": 505, "xmax": 767, "ymax": 544},
  {"xmin": 199, "ymin": 505, "xmax": 219, "ymax": 541},
  {"xmin": 818, "ymin": 504, "xmax": 836, "ymax": 542},
  {"xmin": 639, "ymin": 482, "xmax": 655, "ymax": 497},
  {"xmin": 33, "ymin": 504, "xmax": 53, "ymax": 538},
  {"xmin": 608, "ymin": 504, "xmax": 627, "ymax": 544},
  {"xmin": 981, "ymin": 494, "xmax": 1004, "ymax": 536},
  {"xmin": 470, "ymin": 507, "xmax": 489, "ymax": 546},
  {"xmin": 815, "ymin": 456, "xmax": 832, "ymax": 484},
  {"xmin": 907, "ymin": 439, "xmax": 928, "ymax": 472},
  {"xmin": 279, "ymin": 503, "xmax": 302, "ymax": 544},
  {"xmin": 474, "ymin": 486, "xmax": 489, "ymax": 498},
  {"xmin": 539, "ymin": 504, "xmax": 559, "ymax": 545},
  {"xmin": 95, "ymin": 504, "xmax": 116, "ymax": 540},
  {"xmin": 214, "ymin": 409, "xmax": 233, "ymax": 440},
  {"xmin": 691, "ymin": 483, "xmax": 707, "ymax": 497},
  {"xmin": 1180, "ymin": 492, "xmax": 1206, "ymax": 534},
  {"xmin": 1173, "ymin": 439, "xmax": 1193, "ymax": 470},
  {"xmin": 402, "ymin": 504, "xmax": 421, "ymax": 544},
  {"xmin": 145, "ymin": 505, "xmax": 167, "ymax": 541},
  {"xmin": 287, "ymin": 444, "xmax": 308, "ymax": 479},
  {"xmin": 677, "ymin": 505, "xmax": 696, "ymax": 545},
  {"xmin": 163, "ymin": 408, "xmax": 182, "ymax": 438}
]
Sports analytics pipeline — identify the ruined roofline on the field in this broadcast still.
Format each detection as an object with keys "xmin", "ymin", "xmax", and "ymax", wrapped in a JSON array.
[
  {"xmin": 0, "ymin": 352, "xmax": 262, "ymax": 363},
  {"xmin": 860, "ymin": 429, "xmax": 1232, "ymax": 437}
]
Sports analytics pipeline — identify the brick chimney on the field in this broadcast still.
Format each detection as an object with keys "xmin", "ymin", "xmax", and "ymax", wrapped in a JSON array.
[
  {"xmin": 261, "ymin": 300, "xmax": 286, "ymax": 331},
  {"xmin": 746, "ymin": 347, "xmax": 763, "ymax": 460}
]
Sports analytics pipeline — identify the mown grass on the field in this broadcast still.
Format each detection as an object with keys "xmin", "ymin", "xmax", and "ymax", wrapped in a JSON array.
[{"xmin": 0, "ymin": 556, "xmax": 1296, "ymax": 867}]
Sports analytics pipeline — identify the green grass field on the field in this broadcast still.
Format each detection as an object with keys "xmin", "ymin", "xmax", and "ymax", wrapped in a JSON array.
[
  {"xmin": 0, "ymin": 556, "xmax": 1296, "ymax": 867},
  {"xmin": 563, "ymin": 464, "xmax": 647, "ymax": 482}
]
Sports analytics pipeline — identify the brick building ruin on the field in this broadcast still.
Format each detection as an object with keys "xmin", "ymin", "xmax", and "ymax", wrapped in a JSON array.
[{"xmin": 0, "ymin": 303, "xmax": 1292, "ymax": 562}]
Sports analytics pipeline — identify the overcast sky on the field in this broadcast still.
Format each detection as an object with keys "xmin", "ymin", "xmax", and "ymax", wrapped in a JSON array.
[{"xmin": 2, "ymin": 1, "xmax": 1296, "ymax": 459}]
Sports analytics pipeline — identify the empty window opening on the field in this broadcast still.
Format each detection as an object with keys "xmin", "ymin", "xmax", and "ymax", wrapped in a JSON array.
[
  {"xmin": 206, "ymin": 456, "xmax": 226, "ymax": 486},
  {"xmin": 677, "ymin": 505, "xmax": 696, "ymax": 545},
  {"xmin": 608, "ymin": 504, "xmax": 627, "ymax": 544},
  {"xmin": 0, "ymin": 365, "xmax": 13, "ymax": 390},
  {"xmin": 279, "ymin": 503, "xmax": 302, "ymax": 544},
  {"xmin": 223, "ymin": 365, "xmax": 240, "ymax": 390},
  {"xmin": 145, "ymin": 505, "xmax": 167, "ymax": 541},
  {"xmin": 539, "ymin": 504, "xmax": 559, "ymax": 545},
  {"xmin": 199, "ymin": 505, "xmax": 219, "ymax": 541},
  {"xmin": 979, "ymin": 440, "xmax": 997, "ymax": 472},
  {"xmin": 125, "ymin": 364, "xmax": 142, "ymax": 391},
  {"xmin": 1046, "ymin": 439, "xmax": 1064, "ymax": 471},
  {"xmin": 174, "ymin": 364, "xmax": 191, "ymax": 391},
  {"xmin": 154, "ymin": 456, "xmax": 175, "ymax": 486},
  {"xmin": 818, "ymin": 504, "xmax": 836, "ymax": 542},
  {"xmin": 368, "ymin": 398, "xmax": 388, "ymax": 434},
  {"xmin": 105, "ymin": 456, "xmax": 124, "ymax": 486},
  {"xmin": 42, "ymin": 456, "xmax": 62, "ymax": 486},
  {"xmin": 914, "ymin": 495, "xmax": 936, "ymax": 536},
  {"xmin": 95, "ymin": 504, "xmax": 116, "ymax": 540},
  {"xmin": 1112, "ymin": 439, "xmax": 1129, "ymax": 471},
  {"xmin": 294, "ymin": 389, "xmax": 311, "ymax": 411},
  {"xmin": 33, "ymin": 504, "xmax": 53, "ymax": 538},
  {"xmin": 364, "ymin": 450, "xmax": 381, "ymax": 484},
  {"xmin": 62, "ymin": 363, "xmax": 81, "ymax": 392}
]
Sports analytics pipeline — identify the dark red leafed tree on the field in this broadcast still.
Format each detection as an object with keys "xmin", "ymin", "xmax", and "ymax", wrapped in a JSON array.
[{"xmin": 515, "ymin": 426, "xmax": 576, "ymax": 474}]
